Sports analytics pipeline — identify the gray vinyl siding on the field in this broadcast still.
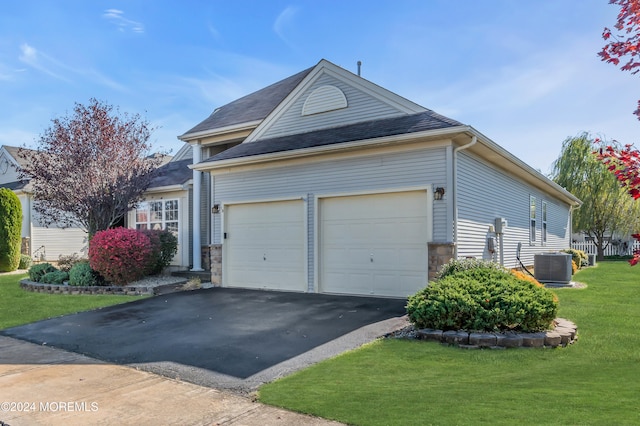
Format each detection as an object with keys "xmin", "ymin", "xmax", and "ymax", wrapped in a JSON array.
[
  {"xmin": 261, "ymin": 73, "xmax": 404, "ymax": 140},
  {"xmin": 212, "ymin": 146, "xmax": 449, "ymax": 290},
  {"xmin": 200, "ymin": 173, "xmax": 211, "ymax": 245},
  {"xmin": 456, "ymin": 152, "xmax": 571, "ymax": 268}
]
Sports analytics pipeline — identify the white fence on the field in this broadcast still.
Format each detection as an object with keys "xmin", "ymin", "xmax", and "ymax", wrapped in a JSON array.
[{"xmin": 571, "ymin": 240, "xmax": 640, "ymax": 256}]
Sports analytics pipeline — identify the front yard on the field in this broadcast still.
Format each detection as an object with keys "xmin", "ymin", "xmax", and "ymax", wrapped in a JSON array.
[
  {"xmin": 259, "ymin": 262, "xmax": 640, "ymax": 425},
  {"xmin": 0, "ymin": 273, "xmax": 146, "ymax": 330}
]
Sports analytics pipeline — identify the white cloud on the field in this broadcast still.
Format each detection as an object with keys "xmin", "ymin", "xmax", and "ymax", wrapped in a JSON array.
[
  {"xmin": 18, "ymin": 43, "xmax": 69, "ymax": 81},
  {"xmin": 273, "ymin": 6, "xmax": 299, "ymax": 49},
  {"xmin": 103, "ymin": 9, "xmax": 144, "ymax": 34}
]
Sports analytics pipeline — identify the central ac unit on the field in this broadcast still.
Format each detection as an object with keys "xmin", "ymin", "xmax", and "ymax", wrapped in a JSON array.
[{"xmin": 534, "ymin": 253, "xmax": 572, "ymax": 283}]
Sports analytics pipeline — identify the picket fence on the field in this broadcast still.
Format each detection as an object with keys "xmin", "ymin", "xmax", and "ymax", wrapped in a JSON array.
[{"xmin": 571, "ymin": 240, "xmax": 640, "ymax": 256}]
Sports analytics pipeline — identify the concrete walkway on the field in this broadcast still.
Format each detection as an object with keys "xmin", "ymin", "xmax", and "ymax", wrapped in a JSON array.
[{"xmin": 0, "ymin": 336, "xmax": 342, "ymax": 426}]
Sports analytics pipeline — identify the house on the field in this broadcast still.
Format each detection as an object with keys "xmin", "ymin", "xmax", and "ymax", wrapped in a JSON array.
[
  {"xmin": 0, "ymin": 145, "xmax": 87, "ymax": 260},
  {"xmin": 175, "ymin": 59, "xmax": 581, "ymax": 297}
]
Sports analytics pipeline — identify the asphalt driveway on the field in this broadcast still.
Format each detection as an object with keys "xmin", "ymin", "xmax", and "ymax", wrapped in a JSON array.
[{"xmin": 1, "ymin": 288, "xmax": 406, "ymax": 384}]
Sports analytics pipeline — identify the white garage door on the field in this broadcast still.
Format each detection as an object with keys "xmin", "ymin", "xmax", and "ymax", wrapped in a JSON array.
[
  {"xmin": 225, "ymin": 200, "xmax": 306, "ymax": 292},
  {"xmin": 320, "ymin": 191, "xmax": 429, "ymax": 297}
]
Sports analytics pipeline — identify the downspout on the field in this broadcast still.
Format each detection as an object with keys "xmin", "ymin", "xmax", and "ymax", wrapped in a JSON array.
[{"xmin": 452, "ymin": 134, "xmax": 478, "ymax": 258}]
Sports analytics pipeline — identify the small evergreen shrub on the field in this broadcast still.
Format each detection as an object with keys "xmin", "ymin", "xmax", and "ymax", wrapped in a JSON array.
[
  {"xmin": 57, "ymin": 253, "xmax": 86, "ymax": 272},
  {"xmin": 68, "ymin": 261, "xmax": 99, "ymax": 286},
  {"xmin": 40, "ymin": 270, "xmax": 69, "ymax": 284},
  {"xmin": 140, "ymin": 229, "xmax": 178, "ymax": 275},
  {"xmin": 436, "ymin": 258, "xmax": 506, "ymax": 280},
  {"xmin": 89, "ymin": 227, "xmax": 153, "ymax": 285},
  {"xmin": 18, "ymin": 254, "xmax": 32, "ymax": 270},
  {"xmin": 510, "ymin": 269, "xmax": 543, "ymax": 287},
  {"xmin": 407, "ymin": 267, "xmax": 558, "ymax": 332},
  {"xmin": 0, "ymin": 188, "xmax": 22, "ymax": 272},
  {"xmin": 28, "ymin": 263, "xmax": 57, "ymax": 282},
  {"xmin": 562, "ymin": 248, "xmax": 589, "ymax": 269}
]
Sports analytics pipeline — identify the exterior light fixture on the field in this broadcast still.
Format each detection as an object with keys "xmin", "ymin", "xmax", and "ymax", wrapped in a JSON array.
[{"xmin": 434, "ymin": 187, "xmax": 445, "ymax": 200}]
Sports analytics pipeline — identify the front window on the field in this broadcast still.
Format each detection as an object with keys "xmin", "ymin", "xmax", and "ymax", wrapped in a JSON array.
[
  {"xmin": 530, "ymin": 196, "xmax": 536, "ymax": 244},
  {"xmin": 135, "ymin": 200, "xmax": 179, "ymax": 235}
]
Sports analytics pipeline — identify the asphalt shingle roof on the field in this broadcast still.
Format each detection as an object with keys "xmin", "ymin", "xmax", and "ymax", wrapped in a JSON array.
[
  {"xmin": 148, "ymin": 158, "xmax": 193, "ymax": 188},
  {"xmin": 204, "ymin": 110, "xmax": 464, "ymax": 163},
  {"xmin": 182, "ymin": 67, "xmax": 314, "ymax": 136}
]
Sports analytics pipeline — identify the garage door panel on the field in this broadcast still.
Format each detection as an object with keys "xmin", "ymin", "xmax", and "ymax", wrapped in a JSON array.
[
  {"xmin": 226, "ymin": 200, "xmax": 305, "ymax": 292},
  {"xmin": 320, "ymin": 191, "xmax": 428, "ymax": 297}
]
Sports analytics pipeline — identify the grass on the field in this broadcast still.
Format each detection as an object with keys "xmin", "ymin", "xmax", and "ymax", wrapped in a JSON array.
[
  {"xmin": 0, "ymin": 273, "xmax": 146, "ymax": 330},
  {"xmin": 259, "ymin": 262, "xmax": 640, "ymax": 425}
]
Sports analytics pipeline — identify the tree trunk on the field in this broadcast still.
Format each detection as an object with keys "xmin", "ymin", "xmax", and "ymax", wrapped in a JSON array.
[{"xmin": 596, "ymin": 242, "xmax": 605, "ymax": 261}]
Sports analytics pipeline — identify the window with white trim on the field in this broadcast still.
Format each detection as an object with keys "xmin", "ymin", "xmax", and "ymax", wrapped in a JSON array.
[
  {"xmin": 135, "ymin": 200, "xmax": 179, "ymax": 235},
  {"xmin": 542, "ymin": 201, "xmax": 548, "ymax": 245},
  {"xmin": 530, "ymin": 196, "xmax": 536, "ymax": 244}
]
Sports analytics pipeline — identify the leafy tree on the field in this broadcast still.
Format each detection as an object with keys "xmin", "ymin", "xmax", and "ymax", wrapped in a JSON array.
[
  {"xmin": 18, "ymin": 99, "xmax": 162, "ymax": 237},
  {"xmin": 599, "ymin": 0, "xmax": 640, "ymax": 119},
  {"xmin": 552, "ymin": 133, "xmax": 640, "ymax": 260},
  {"xmin": 0, "ymin": 188, "xmax": 22, "ymax": 272},
  {"xmin": 595, "ymin": 141, "xmax": 640, "ymax": 265}
]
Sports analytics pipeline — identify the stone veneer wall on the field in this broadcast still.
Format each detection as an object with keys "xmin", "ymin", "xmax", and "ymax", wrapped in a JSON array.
[
  {"xmin": 428, "ymin": 242, "xmax": 455, "ymax": 281},
  {"xmin": 210, "ymin": 244, "xmax": 222, "ymax": 286}
]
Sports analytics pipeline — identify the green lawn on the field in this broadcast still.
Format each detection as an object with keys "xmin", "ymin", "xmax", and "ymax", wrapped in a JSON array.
[
  {"xmin": 0, "ymin": 273, "xmax": 146, "ymax": 330},
  {"xmin": 259, "ymin": 262, "xmax": 640, "ymax": 425}
]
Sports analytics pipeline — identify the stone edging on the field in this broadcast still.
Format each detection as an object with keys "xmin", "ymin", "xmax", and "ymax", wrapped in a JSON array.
[
  {"xmin": 407, "ymin": 318, "xmax": 577, "ymax": 349},
  {"xmin": 20, "ymin": 279, "xmax": 156, "ymax": 296}
]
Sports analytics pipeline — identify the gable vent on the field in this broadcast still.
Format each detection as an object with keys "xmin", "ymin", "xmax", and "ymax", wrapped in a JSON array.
[{"xmin": 302, "ymin": 85, "xmax": 347, "ymax": 116}]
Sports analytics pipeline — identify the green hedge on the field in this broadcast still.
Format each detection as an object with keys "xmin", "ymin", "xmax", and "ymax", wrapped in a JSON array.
[{"xmin": 0, "ymin": 188, "xmax": 22, "ymax": 272}]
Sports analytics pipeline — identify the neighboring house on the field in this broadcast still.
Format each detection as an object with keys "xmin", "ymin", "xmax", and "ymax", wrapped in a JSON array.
[
  {"xmin": 0, "ymin": 145, "xmax": 87, "ymax": 261},
  {"xmin": 181, "ymin": 59, "xmax": 581, "ymax": 297}
]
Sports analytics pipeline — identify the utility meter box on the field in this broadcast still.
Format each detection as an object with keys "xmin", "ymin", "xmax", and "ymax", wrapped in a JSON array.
[{"xmin": 494, "ymin": 217, "xmax": 508, "ymax": 234}]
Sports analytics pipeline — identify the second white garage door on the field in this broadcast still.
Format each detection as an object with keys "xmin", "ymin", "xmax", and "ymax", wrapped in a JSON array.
[
  {"xmin": 319, "ymin": 190, "xmax": 429, "ymax": 297},
  {"xmin": 224, "ymin": 199, "xmax": 306, "ymax": 292}
]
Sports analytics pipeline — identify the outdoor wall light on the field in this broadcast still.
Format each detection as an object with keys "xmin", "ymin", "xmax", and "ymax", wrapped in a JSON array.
[
  {"xmin": 434, "ymin": 187, "xmax": 445, "ymax": 200},
  {"xmin": 212, "ymin": 204, "xmax": 220, "ymax": 214}
]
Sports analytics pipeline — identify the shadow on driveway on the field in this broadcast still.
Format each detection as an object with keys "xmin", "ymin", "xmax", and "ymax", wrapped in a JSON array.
[{"xmin": 1, "ymin": 288, "xmax": 406, "ymax": 379}]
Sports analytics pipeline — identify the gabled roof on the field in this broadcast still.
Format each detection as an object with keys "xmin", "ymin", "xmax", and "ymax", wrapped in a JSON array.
[
  {"xmin": 205, "ymin": 110, "xmax": 463, "ymax": 162},
  {"xmin": 2, "ymin": 145, "xmax": 34, "ymax": 168},
  {"xmin": 180, "ymin": 67, "xmax": 314, "ymax": 139},
  {"xmin": 148, "ymin": 158, "xmax": 193, "ymax": 189}
]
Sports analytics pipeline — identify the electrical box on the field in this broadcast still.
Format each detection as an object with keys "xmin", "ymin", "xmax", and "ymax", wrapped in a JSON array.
[{"xmin": 494, "ymin": 217, "xmax": 507, "ymax": 234}]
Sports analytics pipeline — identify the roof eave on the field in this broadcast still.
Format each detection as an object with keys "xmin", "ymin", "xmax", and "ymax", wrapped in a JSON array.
[{"xmin": 178, "ymin": 120, "xmax": 262, "ymax": 142}]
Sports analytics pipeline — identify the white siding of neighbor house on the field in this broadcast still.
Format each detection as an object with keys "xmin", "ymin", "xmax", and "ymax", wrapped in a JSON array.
[
  {"xmin": 30, "ymin": 204, "xmax": 87, "ymax": 261},
  {"xmin": 456, "ymin": 152, "xmax": 571, "ymax": 268},
  {"xmin": 260, "ymin": 73, "xmax": 405, "ymax": 140},
  {"xmin": 213, "ymin": 146, "xmax": 448, "ymax": 290}
]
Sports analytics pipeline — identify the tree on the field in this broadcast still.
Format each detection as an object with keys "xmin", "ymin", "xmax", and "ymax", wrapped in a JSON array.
[
  {"xmin": 0, "ymin": 188, "xmax": 22, "ymax": 272},
  {"xmin": 599, "ymin": 0, "xmax": 640, "ymax": 119},
  {"xmin": 595, "ymin": 141, "xmax": 640, "ymax": 265},
  {"xmin": 552, "ymin": 133, "xmax": 640, "ymax": 260},
  {"xmin": 18, "ymin": 99, "xmax": 162, "ymax": 237}
]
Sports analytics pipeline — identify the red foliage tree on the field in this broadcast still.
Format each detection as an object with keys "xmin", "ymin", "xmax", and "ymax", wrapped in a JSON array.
[
  {"xmin": 18, "ymin": 99, "xmax": 162, "ymax": 237},
  {"xmin": 596, "ymin": 140, "xmax": 640, "ymax": 265},
  {"xmin": 599, "ymin": 0, "xmax": 640, "ymax": 119}
]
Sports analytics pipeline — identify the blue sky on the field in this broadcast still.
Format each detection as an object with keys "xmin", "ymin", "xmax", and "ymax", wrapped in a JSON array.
[{"xmin": 0, "ymin": 1, "xmax": 636, "ymax": 174}]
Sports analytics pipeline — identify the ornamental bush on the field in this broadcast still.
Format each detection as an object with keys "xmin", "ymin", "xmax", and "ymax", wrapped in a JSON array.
[
  {"xmin": 18, "ymin": 254, "xmax": 32, "ymax": 270},
  {"xmin": 41, "ymin": 270, "xmax": 69, "ymax": 284},
  {"xmin": 436, "ymin": 258, "xmax": 506, "ymax": 280},
  {"xmin": 562, "ymin": 248, "xmax": 589, "ymax": 269},
  {"xmin": 139, "ymin": 229, "xmax": 178, "ymax": 275},
  {"xmin": 89, "ymin": 227, "xmax": 153, "ymax": 285},
  {"xmin": 407, "ymin": 266, "xmax": 558, "ymax": 333},
  {"xmin": 28, "ymin": 263, "xmax": 57, "ymax": 282},
  {"xmin": 57, "ymin": 253, "xmax": 86, "ymax": 272},
  {"xmin": 69, "ymin": 261, "xmax": 100, "ymax": 286},
  {"xmin": 0, "ymin": 188, "xmax": 22, "ymax": 272}
]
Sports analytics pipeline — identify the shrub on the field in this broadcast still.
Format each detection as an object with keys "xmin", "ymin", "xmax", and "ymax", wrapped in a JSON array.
[
  {"xmin": 436, "ymin": 258, "xmax": 506, "ymax": 280},
  {"xmin": 0, "ymin": 188, "xmax": 22, "ymax": 272},
  {"xmin": 57, "ymin": 253, "xmax": 86, "ymax": 272},
  {"xmin": 510, "ymin": 269, "xmax": 543, "ymax": 287},
  {"xmin": 562, "ymin": 248, "xmax": 589, "ymax": 269},
  {"xmin": 571, "ymin": 260, "xmax": 578, "ymax": 274},
  {"xmin": 40, "ymin": 270, "xmax": 69, "ymax": 284},
  {"xmin": 68, "ymin": 261, "xmax": 100, "ymax": 286},
  {"xmin": 140, "ymin": 229, "xmax": 178, "ymax": 275},
  {"xmin": 28, "ymin": 263, "xmax": 58, "ymax": 282},
  {"xmin": 89, "ymin": 227, "xmax": 153, "ymax": 285},
  {"xmin": 18, "ymin": 254, "xmax": 32, "ymax": 270},
  {"xmin": 407, "ymin": 268, "xmax": 558, "ymax": 332}
]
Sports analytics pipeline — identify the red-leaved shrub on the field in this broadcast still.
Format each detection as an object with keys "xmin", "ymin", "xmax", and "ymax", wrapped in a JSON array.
[{"xmin": 89, "ymin": 227, "xmax": 153, "ymax": 285}]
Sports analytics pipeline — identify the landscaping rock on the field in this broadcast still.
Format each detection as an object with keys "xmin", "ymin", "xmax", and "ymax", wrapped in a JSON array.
[
  {"xmin": 544, "ymin": 331, "xmax": 562, "ymax": 347},
  {"xmin": 416, "ymin": 329, "xmax": 443, "ymax": 342},
  {"xmin": 522, "ymin": 332, "xmax": 546, "ymax": 347},
  {"xmin": 496, "ymin": 333, "xmax": 523, "ymax": 348},
  {"xmin": 443, "ymin": 330, "xmax": 469, "ymax": 345},
  {"xmin": 469, "ymin": 332, "xmax": 498, "ymax": 347}
]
